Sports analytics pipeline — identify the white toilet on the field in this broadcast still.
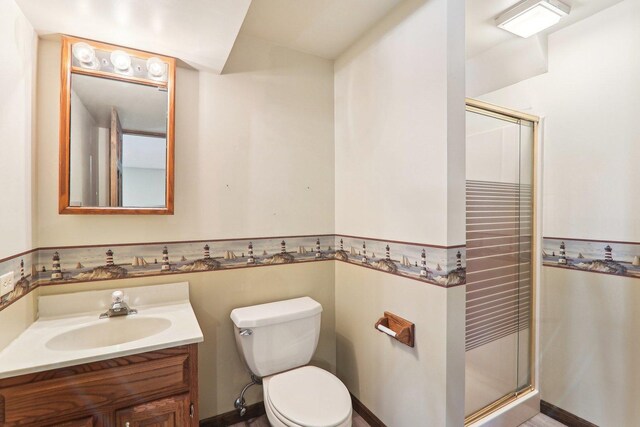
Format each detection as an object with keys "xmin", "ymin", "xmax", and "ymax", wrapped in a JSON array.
[{"xmin": 231, "ymin": 297, "xmax": 352, "ymax": 427}]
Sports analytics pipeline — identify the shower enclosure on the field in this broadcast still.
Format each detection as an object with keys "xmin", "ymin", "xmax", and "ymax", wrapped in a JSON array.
[{"xmin": 464, "ymin": 99, "xmax": 538, "ymax": 425}]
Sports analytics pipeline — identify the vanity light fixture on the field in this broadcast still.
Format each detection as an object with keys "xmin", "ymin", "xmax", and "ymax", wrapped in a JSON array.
[
  {"xmin": 496, "ymin": 0, "xmax": 570, "ymax": 38},
  {"xmin": 71, "ymin": 42, "xmax": 99, "ymax": 69},
  {"xmin": 110, "ymin": 50, "xmax": 132, "ymax": 72},
  {"xmin": 146, "ymin": 57, "xmax": 167, "ymax": 79}
]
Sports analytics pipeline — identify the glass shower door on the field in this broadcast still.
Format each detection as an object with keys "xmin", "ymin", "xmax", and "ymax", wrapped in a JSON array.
[{"xmin": 464, "ymin": 103, "xmax": 536, "ymax": 424}]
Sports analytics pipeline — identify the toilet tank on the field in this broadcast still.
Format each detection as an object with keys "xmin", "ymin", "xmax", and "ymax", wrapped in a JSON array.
[{"xmin": 230, "ymin": 297, "xmax": 322, "ymax": 378}]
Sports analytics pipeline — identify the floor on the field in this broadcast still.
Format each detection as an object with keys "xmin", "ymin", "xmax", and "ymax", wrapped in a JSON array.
[
  {"xmin": 520, "ymin": 413, "xmax": 566, "ymax": 426},
  {"xmin": 228, "ymin": 410, "xmax": 370, "ymax": 427},
  {"xmin": 229, "ymin": 412, "xmax": 562, "ymax": 427}
]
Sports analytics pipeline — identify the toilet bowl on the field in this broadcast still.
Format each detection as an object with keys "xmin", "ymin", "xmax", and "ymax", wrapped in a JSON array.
[
  {"xmin": 263, "ymin": 366, "xmax": 352, "ymax": 427},
  {"xmin": 230, "ymin": 297, "xmax": 352, "ymax": 427}
]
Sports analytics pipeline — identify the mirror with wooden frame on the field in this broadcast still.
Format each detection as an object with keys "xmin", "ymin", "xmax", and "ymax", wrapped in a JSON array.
[{"xmin": 59, "ymin": 36, "xmax": 175, "ymax": 214}]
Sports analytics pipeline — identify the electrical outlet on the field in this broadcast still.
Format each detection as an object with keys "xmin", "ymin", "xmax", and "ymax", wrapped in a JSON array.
[{"xmin": 0, "ymin": 271, "xmax": 15, "ymax": 298}]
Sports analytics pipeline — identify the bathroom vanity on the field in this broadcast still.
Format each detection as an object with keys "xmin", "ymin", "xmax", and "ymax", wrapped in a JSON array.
[
  {"xmin": 0, "ymin": 344, "xmax": 198, "ymax": 426},
  {"xmin": 0, "ymin": 282, "xmax": 203, "ymax": 426}
]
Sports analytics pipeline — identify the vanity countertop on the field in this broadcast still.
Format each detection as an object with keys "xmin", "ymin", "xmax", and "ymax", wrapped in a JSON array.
[{"xmin": 0, "ymin": 282, "xmax": 203, "ymax": 379}]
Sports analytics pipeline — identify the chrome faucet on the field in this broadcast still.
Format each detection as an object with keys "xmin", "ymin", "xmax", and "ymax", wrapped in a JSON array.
[{"xmin": 100, "ymin": 290, "xmax": 138, "ymax": 319}]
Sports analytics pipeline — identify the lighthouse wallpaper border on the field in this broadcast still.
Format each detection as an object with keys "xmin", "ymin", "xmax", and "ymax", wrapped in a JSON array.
[
  {"xmin": 542, "ymin": 238, "xmax": 640, "ymax": 278},
  {"xmin": 0, "ymin": 234, "xmax": 467, "ymax": 313}
]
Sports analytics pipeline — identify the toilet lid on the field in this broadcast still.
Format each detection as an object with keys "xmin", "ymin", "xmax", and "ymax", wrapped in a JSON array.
[{"xmin": 267, "ymin": 366, "xmax": 351, "ymax": 427}]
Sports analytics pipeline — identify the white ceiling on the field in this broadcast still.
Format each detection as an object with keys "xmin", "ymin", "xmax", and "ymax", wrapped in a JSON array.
[
  {"xmin": 15, "ymin": 0, "xmax": 251, "ymax": 73},
  {"xmin": 466, "ymin": 0, "xmax": 625, "ymax": 59},
  {"xmin": 16, "ymin": 0, "xmax": 622, "ymax": 74},
  {"xmin": 72, "ymin": 73, "xmax": 167, "ymax": 133},
  {"xmin": 239, "ymin": 0, "xmax": 403, "ymax": 59}
]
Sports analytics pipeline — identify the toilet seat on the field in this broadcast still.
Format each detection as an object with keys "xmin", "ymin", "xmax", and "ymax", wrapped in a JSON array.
[{"xmin": 263, "ymin": 366, "xmax": 352, "ymax": 427}]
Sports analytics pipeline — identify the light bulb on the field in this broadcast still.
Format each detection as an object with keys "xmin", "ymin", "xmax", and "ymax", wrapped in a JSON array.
[
  {"xmin": 110, "ymin": 50, "xmax": 131, "ymax": 71},
  {"xmin": 72, "ymin": 42, "xmax": 96, "ymax": 64},
  {"xmin": 146, "ymin": 57, "xmax": 166, "ymax": 79}
]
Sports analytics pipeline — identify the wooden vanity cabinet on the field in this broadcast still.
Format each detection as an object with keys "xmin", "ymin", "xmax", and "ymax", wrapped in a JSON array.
[{"xmin": 0, "ymin": 344, "xmax": 198, "ymax": 427}]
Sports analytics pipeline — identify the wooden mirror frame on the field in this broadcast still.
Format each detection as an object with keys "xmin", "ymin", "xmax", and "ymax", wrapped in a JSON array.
[{"xmin": 59, "ymin": 35, "xmax": 176, "ymax": 215}]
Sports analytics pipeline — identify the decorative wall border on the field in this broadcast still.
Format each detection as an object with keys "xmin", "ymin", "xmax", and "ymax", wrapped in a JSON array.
[
  {"xmin": 333, "ymin": 235, "xmax": 465, "ymax": 287},
  {"xmin": 0, "ymin": 250, "xmax": 38, "ymax": 313},
  {"xmin": 0, "ymin": 234, "xmax": 467, "ymax": 313},
  {"xmin": 542, "ymin": 237, "xmax": 640, "ymax": 280}
]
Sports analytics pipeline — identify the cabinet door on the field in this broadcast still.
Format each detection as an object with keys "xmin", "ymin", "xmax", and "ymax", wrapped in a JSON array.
[{"xmin": 115, "ymin": 394, "xmax": 191, "ymax": 427}]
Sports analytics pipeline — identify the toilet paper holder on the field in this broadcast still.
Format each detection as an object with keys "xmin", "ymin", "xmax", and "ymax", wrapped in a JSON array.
[{"xmin": 374, "ymin": 311, "xmax": 415, "ymax": 347}]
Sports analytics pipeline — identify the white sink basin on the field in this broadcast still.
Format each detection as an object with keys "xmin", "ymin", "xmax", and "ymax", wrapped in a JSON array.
[
  {"xmin": 0, "ymin": 282, "xmax": 203, "ymax": 379},
  {"xmin": 45, "ymin": 317, "xmax": 172, "ymax": 351}
]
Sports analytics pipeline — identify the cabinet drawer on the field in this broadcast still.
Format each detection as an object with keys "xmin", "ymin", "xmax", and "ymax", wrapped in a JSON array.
[{"xmin": 0, "ymin": 354, "xmax": 189, "ymax": 425}]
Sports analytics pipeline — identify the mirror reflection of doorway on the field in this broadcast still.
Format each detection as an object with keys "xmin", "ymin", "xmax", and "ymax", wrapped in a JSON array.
[
  {"xmin": 109, "ymin": 107, "xmax": 123, "ymax": 207},
  {"xmin": 121, "ymin": 133, "xmax": 167, "ymax": 208}
]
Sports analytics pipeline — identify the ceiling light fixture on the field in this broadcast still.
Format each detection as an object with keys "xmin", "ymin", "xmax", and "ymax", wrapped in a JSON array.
[
  {"xmin": 110, "ymin": 50, "xmax": 132, "ymax": 71},
  {"xmin": 496, "ymin": 0, "xmax": 570, "ymax": 38},
  {"xmin": 146, "ymin": 57, "xmax": 167, "ymax": 79}
]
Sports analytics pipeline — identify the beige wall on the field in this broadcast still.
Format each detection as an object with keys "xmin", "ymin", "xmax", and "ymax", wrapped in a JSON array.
[
  {"xmin": 334, "ymin": 0, "xmax": 466, "ymax": 247},
  {"xmin": 540, "ymin": 268, "xmax": 640, "ymax": 426},
  {"xmin": 37, "ymin": 262, "xmax": 336, "ymax": 419},
  {"xmin": 0, "ymin": 291, "xmax": 37, "ymax": 351},
  {"xmin": 335, "ymin": 263, "xmax": 465, "ymax": 426},
  {"xmin": 35, "ymin": 34, "xmax": 335, "ymax": 247},
  {"xmin": 333, "ymin": 1, "xmax": 466, "ymax": 425},
  {"xmin": 480, "ymin": 0, "xmax": 640, "ymax": 243},
  {"xmin": 0, "ymin": 1, "xmax": 37, "ymax": 259}
]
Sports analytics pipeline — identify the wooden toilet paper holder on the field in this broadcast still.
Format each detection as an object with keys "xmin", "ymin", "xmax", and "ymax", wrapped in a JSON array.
[{"xmin": 374, "ymin": 311, "xmax": 415, "ymax": 347}]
